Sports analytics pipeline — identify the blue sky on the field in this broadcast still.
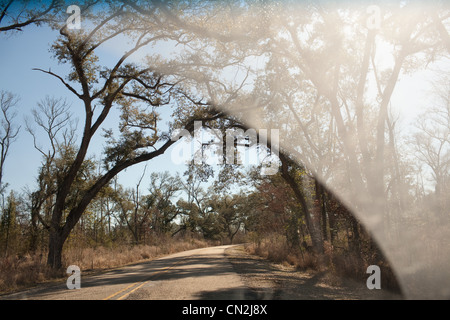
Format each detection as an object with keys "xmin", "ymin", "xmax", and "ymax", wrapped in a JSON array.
[{"xmin": 0, "ymin": 25, "xmax": 62, "ymax": 192}]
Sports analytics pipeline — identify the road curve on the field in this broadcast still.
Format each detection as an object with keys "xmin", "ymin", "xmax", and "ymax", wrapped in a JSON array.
[{"xmin": 0, "ymin": 245, "xmax": 254, "ymax": 300}]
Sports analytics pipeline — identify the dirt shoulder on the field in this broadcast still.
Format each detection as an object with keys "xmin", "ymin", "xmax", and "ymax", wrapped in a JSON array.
[{"xmin": 225, "ymin": 245, "xmax": 402, "ymax": 300}]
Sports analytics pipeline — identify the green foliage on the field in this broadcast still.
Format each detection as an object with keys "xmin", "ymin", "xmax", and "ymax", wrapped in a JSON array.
[{"xmin": 50, "ymin": 33, "xmax": 100, "ymax": 86}]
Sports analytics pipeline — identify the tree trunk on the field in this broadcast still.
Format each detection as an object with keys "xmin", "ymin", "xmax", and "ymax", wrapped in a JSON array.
[
  {"xmin": 29, "ymin": 213, "xmax": 39, "ymax": 253},
  {"xmin": 350, "ymin": 215, "xmax": 362, "ymax": 261},
  {"xmin": 328, "ymin": 210, "xmax": 337, "ymax": 247},
  {"xmin": 3, "ymin": 224, "xmax": 10, "ymax": 258},
  {"xmin": 280, "ymin": 153, "xmax": 324, "ymax": 254},
  {"xmin": 47, "ymin": 229, "xmax": 64, "ymax": 269},
  {"xmin": 327, "ymin": 193, "xmax": 338, "ymax": 247},
  {"xmin": 315, "ymin": 180, "xmax": 328, "ymax": 242}
]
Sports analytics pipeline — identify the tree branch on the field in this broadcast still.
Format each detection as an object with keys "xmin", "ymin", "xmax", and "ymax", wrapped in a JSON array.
[{"xmin": 32, "ymin": 68, "xmax": 83, "ymax": 99}]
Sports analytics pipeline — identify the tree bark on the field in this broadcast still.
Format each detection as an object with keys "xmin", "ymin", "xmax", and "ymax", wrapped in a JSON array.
[
  {"xmin": 47, "ymin": 228, "xmax": 64, "ymax": 269},
  {"xmin": 315, "ymin": 179, "xmax": 328, "ymax": 242},
  {"xmin": 29, "ymin": 210, "xmax": 39, "ymax": 253},
  {"xmin": 280, "ymin": 153, "xmax": 324, "ymax": 254}
]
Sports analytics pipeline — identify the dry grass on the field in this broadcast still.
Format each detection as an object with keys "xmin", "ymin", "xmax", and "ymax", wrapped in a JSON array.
[
  {"xmin": 246, "ymin": 235, "xmax": 320, "ymax": 271},
  {"xmin": 245, "ymin": 235, "xmax": 402, "ymax": 294},
  {"xmin": 0, "ymin": 237, "xmax": 212, "ymax": 294},
  {"xmin": 0, "ymin": 253, "xmax": 60, "ymax": 294},
  {"xmin": 63, "ymin": 238, "xmax": 211, "ymax": 271}
]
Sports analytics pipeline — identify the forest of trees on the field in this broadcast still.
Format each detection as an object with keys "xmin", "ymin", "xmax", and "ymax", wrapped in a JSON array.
[{"xmin": 0, "ymin": 0, "xmax": 448, "ymax": 298}]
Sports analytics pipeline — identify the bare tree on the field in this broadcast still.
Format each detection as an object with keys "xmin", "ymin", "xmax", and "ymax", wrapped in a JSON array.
[
  {"xmin": 26, "ymin": 95, "xmax": 75, "ymax": 161},
  {"xmin": 409, "ymin": 72, "xmax": 450, "ymax": 220},
  {"xmin": 0, "ymin": 90, "xmax": 20, "ymax": 194},
  {"xmin": 25, "ymin": 96, "xmax": 76, "ymax": 252},
  {"xmin": 114, "ymin": 167, "xmax": 147, "ymax": 245}
]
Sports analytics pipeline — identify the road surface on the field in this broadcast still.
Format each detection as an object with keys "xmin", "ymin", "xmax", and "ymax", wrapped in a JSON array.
[{"xmin": 0, "ymin": 245, "xmax": 255, "ymax": 300}]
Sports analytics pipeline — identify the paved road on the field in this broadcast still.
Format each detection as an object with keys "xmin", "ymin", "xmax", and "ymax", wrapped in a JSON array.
[{"xmin": 0, "ymin": 245, "xmax": 254, "ymax": 300}]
